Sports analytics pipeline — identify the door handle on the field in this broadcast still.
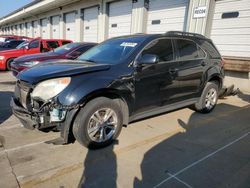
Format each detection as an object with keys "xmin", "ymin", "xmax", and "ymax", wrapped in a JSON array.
[
  {"xmin": 169, "ymin": 68, "xmax": 178, "ymax": 74},
  {"xmin": 201, "ymin": 61, "xmax": 207, "ymax": 66}
]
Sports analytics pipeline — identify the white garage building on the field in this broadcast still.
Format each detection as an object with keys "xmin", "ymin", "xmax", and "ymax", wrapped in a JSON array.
[{"xmin": 0, "ymin": 0, "xmax": 249, "ymax": 92}]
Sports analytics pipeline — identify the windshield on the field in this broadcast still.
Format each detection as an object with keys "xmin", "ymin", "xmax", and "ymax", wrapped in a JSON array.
[
  {"xmin": 78, "ymin": 37, "xmax": 145, "ymax": 64},
  {"xmin": 53, "ymin": 43, "xmax": 81, "ymax": 54},
  {"xmin": 16, "ymin": 41, "xmax": 29, "ymax": 49}
]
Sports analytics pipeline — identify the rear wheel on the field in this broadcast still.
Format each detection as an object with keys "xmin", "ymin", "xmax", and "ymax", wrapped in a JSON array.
[
  {"xmin": 191, "ymin": 82, "xmax": 219, "ymax": 113},
  {"xmin": 6, "ymin": 58, "xmax": 14, "ymax": 71},
  {"xmin": 73, "ymin": 97, "xmax": 123, "ymax": 149}
]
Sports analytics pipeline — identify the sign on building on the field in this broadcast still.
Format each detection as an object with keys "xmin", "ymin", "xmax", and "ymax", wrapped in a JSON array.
[{"xmin": 194, "ymin": 6, "xmax": 207, "ymax": 18}]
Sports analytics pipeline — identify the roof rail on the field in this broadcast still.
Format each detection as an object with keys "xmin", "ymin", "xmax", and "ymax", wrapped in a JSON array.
[{"xmin": 165, "ymin": 31, "xmax": 206, "ymax": 39}]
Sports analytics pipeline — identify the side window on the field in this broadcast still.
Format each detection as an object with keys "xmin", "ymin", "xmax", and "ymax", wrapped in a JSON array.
[
  {"xmin": 197, "ymin": 46, "xmax": 206, "ymax": 58},
  {"xmin": 46, "ymin": 41, "xmax": 59, "ymax": 49},
  {"xmin": 175, "ymin": 39, "xmax": 200, "ymax": 60},
  {"xmin": 29, "ymin": 40, "xmax": 39, "ymax": 49},
  {"xmin": 62, "ymin": 41, "xmax": 71, "ymax": 45},
  {"xmin": 142, "ymin": 39, "xmax": 174, "ymax": 62}
]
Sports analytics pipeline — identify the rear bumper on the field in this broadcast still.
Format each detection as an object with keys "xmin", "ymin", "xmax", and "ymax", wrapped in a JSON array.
[{"xmin": 10, "ymin": 97, "xmax": 38, "ymax": 129}]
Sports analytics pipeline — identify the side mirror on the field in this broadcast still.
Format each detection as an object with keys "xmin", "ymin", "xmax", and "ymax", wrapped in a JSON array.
[
  {"xmin": 138, "ymin": 54, "xmax": 159, "ymax": 65},
  {"xmin": 24, "ymin": 45, "xmax": 29, "ymax": 50}
]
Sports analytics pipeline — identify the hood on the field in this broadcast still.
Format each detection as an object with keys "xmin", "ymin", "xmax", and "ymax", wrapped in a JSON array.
[
  {"xmin": 0, "ymin": 48, "xmax": 23, "ymax": 55},
  {"xmin": 17, "ymin": 59, "xmax": 111, "ymax": 84},
  {"xmin": 14, "ymin": 52, "xmax": 60, "ymax": 63}
]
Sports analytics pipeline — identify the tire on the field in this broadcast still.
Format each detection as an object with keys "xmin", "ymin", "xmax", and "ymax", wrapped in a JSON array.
[
  {"xmin": 73, "ymin": 97, "xmax": 123, "ymax": 149},
  {"xmin": 6, "ymin": 58, "xmax": 14, "ymax": 71},
  {"xmin": 191, "ymin": 82, "xmax": 219, "ymax": 113}
]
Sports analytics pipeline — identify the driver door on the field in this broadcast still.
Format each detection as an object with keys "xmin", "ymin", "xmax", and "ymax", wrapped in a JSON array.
[
  {"xmin": 133, "ymin": 38, "xmax": 179, "ymax": 114},
  {"xmin": 26, "ymin": 39, "xmax": 41, "ymax": 54}
]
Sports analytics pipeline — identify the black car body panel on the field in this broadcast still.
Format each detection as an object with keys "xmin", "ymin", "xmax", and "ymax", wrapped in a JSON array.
[{"xmin": 12, "ymin": 32, "xmax": 224, "ymax": 143}]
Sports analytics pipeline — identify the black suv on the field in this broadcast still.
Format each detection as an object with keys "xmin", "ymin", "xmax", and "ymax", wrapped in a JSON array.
[{"xmin": 11, "ymin": 31, "xmax": 224, "ymax": 148}]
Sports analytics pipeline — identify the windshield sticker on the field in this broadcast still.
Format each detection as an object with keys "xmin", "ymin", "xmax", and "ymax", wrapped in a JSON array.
[{"xmin": 120, "ymin": 42, "xmax": 137, "ymax": 47}]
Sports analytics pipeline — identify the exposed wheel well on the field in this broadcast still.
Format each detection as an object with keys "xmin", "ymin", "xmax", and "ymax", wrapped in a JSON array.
[{"xmin": 208, "ymin": 76, "xmax": 222, "ymax": 89}]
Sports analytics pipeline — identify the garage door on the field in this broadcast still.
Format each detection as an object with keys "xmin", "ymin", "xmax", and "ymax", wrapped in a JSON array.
[
  {"xmin": 210, "ymin": 0, "xmax": 250, "ymax": 58},
  {"xmin": 20, "ymin": 23, "xmax": 25, "ymax": 36},
  {"xmin": 41, "ymin": 18, "xmax": 48, "ymax": 38},
  {"xmin": 108, "ymin": 0, "xmax": 132, "ymax": 38},
  {"xmin": 17, "ymin": 25, "xmax": 21, "ymax": 36},
  {"xmin": 33, "ymin": 21, "xmax": 39, "ymax": 37},
  {"xmin": 65, "ymin": 12, "xmax": 76, "ymax": 41},
  {"xmin": 83, "ymin": 6, "xmax": 99, "ymax": 42},
  {"xmin": 147, "ymin": 0, "xmax": 189, "ymax": 34},
  {"xmin": 26, "ymin": 22, "xmax": 33, "ymax": 37},
  {"xmin": 51, "ymin": 15, "xmax": 60, "ymax": 39}
]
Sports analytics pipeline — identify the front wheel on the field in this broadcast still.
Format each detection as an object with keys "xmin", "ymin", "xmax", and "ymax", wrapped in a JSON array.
[
  {"xmin": 73, "ymin": 97, "xmax": 123, "ymax": 149},
  {"xmin": 191, "ymin": 82, "xmax": 219, "ymax": 113},
  {"xmin": 6, "ymin": 58, "xmax": 15, "ymax": 71}
]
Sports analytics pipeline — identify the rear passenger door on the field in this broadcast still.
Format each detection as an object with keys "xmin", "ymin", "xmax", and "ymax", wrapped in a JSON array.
[{"xmin": 174, "ymin": 38, "xmax": 206, "ymax": 99}]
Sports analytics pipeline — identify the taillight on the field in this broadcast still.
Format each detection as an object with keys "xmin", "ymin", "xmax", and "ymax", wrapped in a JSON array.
[{"xmin": 221, "ymin": 58, "xmax": 226, "ymax": 67}]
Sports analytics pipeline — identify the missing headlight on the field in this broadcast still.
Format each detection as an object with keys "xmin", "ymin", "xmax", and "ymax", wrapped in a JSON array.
[{"xmin": 50, "ymin": 108, "xmax": 66, "ymax": 122}]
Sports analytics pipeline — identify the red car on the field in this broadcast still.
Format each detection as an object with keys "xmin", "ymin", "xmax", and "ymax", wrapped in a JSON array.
[
  {"xmin": 11, "ymin": 42, "xmax": 97, "ymax": 76},
  {"xmin": 0, "ymin": 38, "xmax": 72, "ymax": 70}
]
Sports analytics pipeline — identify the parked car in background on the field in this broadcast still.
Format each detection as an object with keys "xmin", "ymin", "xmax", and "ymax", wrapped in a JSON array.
[
  {"xmin": 11, "ymin": 31, "xmax": 224, "ymax": 149},
  {"xmin": 0, "ymin": 35, "xmax": 30, "ymax": 45},
  {"xmin": 0, "ymin": 38, "xmax": 72, "ymax": 70},
  {"xmin": 11, "ymin": 42, "xmax": 97, "ymax": 76},
  {"xmin": 0, "ymin": 40, "xmax": 25, "ymax": 51}
]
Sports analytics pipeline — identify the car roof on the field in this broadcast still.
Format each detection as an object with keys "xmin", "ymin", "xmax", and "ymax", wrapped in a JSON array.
[
  {"xmin": 112, "ymin": 31, "xmax": 210, "ymax": 41},
  {"xmin": 41, "ymin": 39, "xmax": 72, "ymax": 42}
]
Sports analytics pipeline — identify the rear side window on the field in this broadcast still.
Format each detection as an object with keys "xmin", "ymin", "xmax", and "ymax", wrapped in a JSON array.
[
  {"xmin": 175, "ymin": 39, "xmax": 204, "ymax": 60},
  {"xmin": 142, "ymin": 39, "xmax": 174, "ymax": 62},
  {"xmin": 62, "ymin": 41, "xmax": 71, "ymax": 45},
  {"xmin": 46, "ymin": 41, "xmax": 59, "ymax": 49}
]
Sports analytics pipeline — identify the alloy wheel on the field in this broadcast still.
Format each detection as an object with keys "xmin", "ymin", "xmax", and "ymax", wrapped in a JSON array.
[{"xmin": 87, "ymin": 108, "xmax": 118, "ymax": 142}]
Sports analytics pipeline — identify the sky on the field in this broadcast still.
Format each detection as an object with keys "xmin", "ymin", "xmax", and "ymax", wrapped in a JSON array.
[{"xmin": 0, "ymin": 0, "xmax": 34, "ymax": 18}]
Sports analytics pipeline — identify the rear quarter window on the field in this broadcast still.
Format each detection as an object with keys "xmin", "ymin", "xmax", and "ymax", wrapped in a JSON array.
[
  {"xmin": 198, "ymin": 40, "xmax": 221, "ymax": 59},
  {"xmin": 46, "ymin": 41, "xmax": 59, "ymax": 49}
]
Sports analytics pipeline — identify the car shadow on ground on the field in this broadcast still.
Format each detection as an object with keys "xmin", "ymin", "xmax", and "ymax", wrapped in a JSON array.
[
  {"xmin": 0, "ymin": 91, "xmax": 13, "ymax": 124},
  {"xmin": 78, "ymin": 142, "xmax": 118, "ymax": 188},
  {"xmin": 134, "ymin": 103, "xmax": 250, "ymax": 188},
  {"xmin": 78, "ymin": 102, "xmax": 250, "ymax": 188},
  {"xmin": 237, "ymin": 91, "xmax": 250, "ymax": 103}
]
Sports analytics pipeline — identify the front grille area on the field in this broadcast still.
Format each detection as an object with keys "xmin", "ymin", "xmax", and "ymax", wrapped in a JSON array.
[{"xmin": 16, "ymin": 80, "xmax": 33, "ymax": 110}]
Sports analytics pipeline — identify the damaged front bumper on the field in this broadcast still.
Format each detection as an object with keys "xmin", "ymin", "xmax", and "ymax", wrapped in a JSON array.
[
  {"xmin": 10, "ymin": 97, "xmax": 68, "ymax": 130},
  {"xmin": 10, "ymin": 97, "xmax": 39, "ymax": 129},
  {"xmin": 10, "ymin": 97, "xmax": 80, "ymax": 143}
]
